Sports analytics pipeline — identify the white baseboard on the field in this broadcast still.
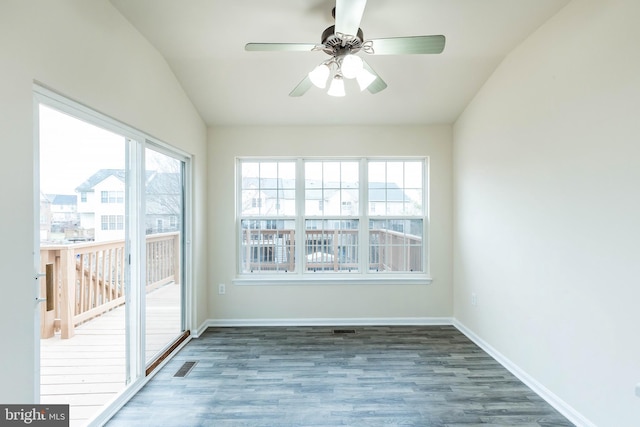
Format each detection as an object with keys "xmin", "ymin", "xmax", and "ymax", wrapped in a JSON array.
[
  {"xmin": 192, "ymin": 321, "xmax": 209, "ymax": 338},
  {"xmin": 201, "ymin": 317, "xmax": 454, "ymax": 328},
  {"xmin": 453, "ymin": 320, "xmax": 596, "ymax": 427}
]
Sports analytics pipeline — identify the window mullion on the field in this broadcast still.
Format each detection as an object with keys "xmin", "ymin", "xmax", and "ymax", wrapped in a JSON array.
[
  {"xmin": 295, "ymin": 158, "xmax": 305, "ymax": 276},
  {"xmin": 236, "ymin": 161, "xmax": 242, "ymax": 276},
  {"xmin": 360, "ymin": 158, "xmax": 369, "ymax": 275}
]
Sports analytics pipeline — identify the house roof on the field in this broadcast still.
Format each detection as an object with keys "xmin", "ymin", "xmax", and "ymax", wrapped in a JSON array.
[
  {"xmin": 75, "ymin": 169, "xmax": 125, "ymax": 192},
  {"xmin": 146, "ymin": 172, "xmax": 182, "ymax": 194},
  {"xmin": 368, "ymin": 182, "xmax": 406, "ymax": 202},
  {"xmin": 76, "ymin": 169, "xmax": 169, "ymax": 192},
  {"xmin": 46, "ymin": 194, "xmax": 78, "ymax": 205}
]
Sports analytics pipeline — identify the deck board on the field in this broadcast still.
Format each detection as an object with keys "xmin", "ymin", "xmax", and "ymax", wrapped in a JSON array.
[{"xmin": 40, "ymin": 282, "xmax": 181, "ymax": 427}]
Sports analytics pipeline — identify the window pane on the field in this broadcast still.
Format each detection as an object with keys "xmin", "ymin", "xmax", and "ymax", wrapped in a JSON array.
[
  {"xmin": 369, "ymin": 219, "xmax": 423, "ymax": 272},
  {"xmin": 323, "ymin": 189, "xmax": 340, "ymax": 215},
  {"xmin": 404, "ymin": 189, "xmax": 423, "ymax": 215},
  {"xmin": 340, "ymin": 189, "xmax": 358, "ymax": 215},
  {"xmin": 305, "ymin": 219, "xmax": 359, "ymax": 272},
  {"xmin": 404, "ymin": 162, "xmax": 423, "ymax": 188},
  {"xmin": 386, "ymin": 162, "xmax": 404, "ymax": 187},
  {"xmin": 368, "ymin": 160, "xmax": 423, "ymax": 216},
  {"xmin": 305, "ymin": 162, "xmax": 322, "ymax": 182},
  {"xmin": 241, "ymin": 190, "xmax": 260, "ymax": 216},
  {"xmin": 240, "ymin": 219, "xmax": 295, "ymax": 273},
  {"xmin": 341, "ymin": 162, "xmax": 359, "ymax": 185},
  {"xmin": 279, "ymin": 162, "xmax": 296, "ymax": 186},
  {"xmin": 280, "ymin": 189, "xmax": 296, "ymax": 215},
  {"xmin": 305, "ymin": 160, "xmax": 359, "ymax": 218},
  {"xmin": 305, "ymin": 189, "xmax": 323, "ymax": 215},
  {"xmin": 241, "ymin": 160, "xmax": 295, "ymax": 217},
  {"xmin": 323, "ymin": 162, "xmax": 340, "ymax": 188},
  {"xmin": 386, "ymin": 188, "xmax": 404, "ymax": 215}
]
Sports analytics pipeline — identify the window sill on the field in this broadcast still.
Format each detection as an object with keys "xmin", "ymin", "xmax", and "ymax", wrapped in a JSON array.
[{"xmin": 232, "ymin": 276, "xmax": 433, "ymax": 286}]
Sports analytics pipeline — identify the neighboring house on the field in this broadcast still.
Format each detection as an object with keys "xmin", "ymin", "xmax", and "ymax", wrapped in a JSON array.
[
  {"xmin": 368, "ymin": 182, "xmax": 416, "ymax": 216},
  {"xmin": 76, "ymin": 169, "xmax": 126, "ymax": 242},
  {"xmin": 47, "ymin": 194, "xmax": 78, "ymax": 231},
  {"xmin": 241, "ymin": 177, "xmax": 295, "ymax": 217},
  {"xmin": 75, "ymin": 169, "xmax": 181, "ymax": 241},
  {"xmin": 145, "ymin": 172, "xmax": 182, "ymax": 234},
  {"xmin": 40, "ymin": 193, "xmax": 85, "ymax": 242}
]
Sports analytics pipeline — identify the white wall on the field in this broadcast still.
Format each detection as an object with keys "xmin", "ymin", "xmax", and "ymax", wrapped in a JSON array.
[
  {"xmin": 208, "ymin": 125, "xmax": 453, "ymax": 322},
  {"xmin": 0, "ymin": 0, "xmax": 207, "ymax": 403},
  {"xmin": 453, "ymin": 0, "xmax": 640, "ymax": 425}
]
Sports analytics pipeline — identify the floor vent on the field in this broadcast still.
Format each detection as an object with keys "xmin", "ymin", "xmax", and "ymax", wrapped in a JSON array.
[
  {"xmin": 173, "ymin": 361, "xmax": 197, "ymax": 378},
  {"xmin": 333, "ymin": 329, "xmax": 356, "ymax": 334}
]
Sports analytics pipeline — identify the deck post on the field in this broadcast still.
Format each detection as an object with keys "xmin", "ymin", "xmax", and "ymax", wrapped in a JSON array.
[
  {"xmin": 60, "ymin": 246, "xmax": 76, "ymax": 339},
  {"xmin": 40, "ymin": 262, "xmax": 55, "ymax": 338},
  {"xmin": 173, "ymin": 232, "xmax": 180, "ymax": 285}
]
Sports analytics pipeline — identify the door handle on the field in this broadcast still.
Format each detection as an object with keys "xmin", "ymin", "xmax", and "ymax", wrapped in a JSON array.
[{"xmin": 36, "ymin": 297, "xmax": 47, "ymax": 303}]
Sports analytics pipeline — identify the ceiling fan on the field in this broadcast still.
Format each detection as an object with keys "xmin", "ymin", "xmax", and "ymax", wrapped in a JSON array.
[{"xmin": 245, "ymin": 0, "xmax": 445, "ymax": 97}]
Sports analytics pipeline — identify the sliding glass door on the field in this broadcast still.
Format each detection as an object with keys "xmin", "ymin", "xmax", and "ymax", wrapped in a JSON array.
[
  {"xmin": 144, "ymin": 147, "xmax": 186, "ymax": 366},
  {"xmin": 35, "ymin": 88, "xmax": 189, "ymax": 425},
  {"xmin": 38, "ymin": 103, "xmax": 130, "ymax": 425}
]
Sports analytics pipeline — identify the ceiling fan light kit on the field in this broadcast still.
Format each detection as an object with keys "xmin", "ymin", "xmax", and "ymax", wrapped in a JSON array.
[
  {"xmin": 308, "ymin": 63, "xmax": 331, "ymax": 89},
  {"xmin": 327, "ymin": 75, "xmax": 346, "ymax": 97},
  {"xmin": 245, "ymin": 0, "xmax": 446, "ymax": 97},
  {"xmin": 308, "ymin": 53, "xmax": 374, "ymax": 95}
]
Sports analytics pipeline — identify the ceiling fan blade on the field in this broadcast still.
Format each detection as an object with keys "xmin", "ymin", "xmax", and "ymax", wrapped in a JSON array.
[
  {"xmin": 289, "ymin": 75, "xmax": 313, "ymax": 97},
  {"xmin": 368, "ymin": 35, "xmax": 445, "ymax": 55},
  {"xmin": 362, "ymin": 60, "xmax": 387, "ymax": 94},
  {"xmin": 335, "ymin": 0, "xmax": 367, "ymax": 37},
  {"xmin": 245, "ymin": 43, "xmax": 317, "ymax": 52}
]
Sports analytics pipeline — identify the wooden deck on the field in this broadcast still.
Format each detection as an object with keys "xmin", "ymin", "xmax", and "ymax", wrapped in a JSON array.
[{"xmin": 40, "ymin": 282, "xmax": 182, "ymax": 427}]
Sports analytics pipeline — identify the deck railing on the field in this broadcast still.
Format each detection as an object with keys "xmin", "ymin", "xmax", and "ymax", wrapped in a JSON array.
[
  {"xmin": 39, "ymin": 232, "xmax": 180, "ymax": 339},
  {"xmin": 241, "ymin": 229, "xmax": 422, "ymax": 273}
]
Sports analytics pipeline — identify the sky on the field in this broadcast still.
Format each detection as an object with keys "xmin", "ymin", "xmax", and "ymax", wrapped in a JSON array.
[
  {"xmin": 38, "ymin": 104, "xmax": 172, "ymax": 195},
  {"xmin": 38, "ymin": 104, "xmax": 125, "ymax": 195}
]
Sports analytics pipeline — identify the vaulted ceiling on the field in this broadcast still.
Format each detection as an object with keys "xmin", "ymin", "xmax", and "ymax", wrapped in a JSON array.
[{"xmin": 110, "ymin": 0, "xmax": 570, "ymax": 126}]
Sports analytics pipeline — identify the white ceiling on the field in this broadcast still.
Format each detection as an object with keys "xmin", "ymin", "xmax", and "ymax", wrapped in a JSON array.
[{"xmin": 109, "ymin": 0, "xmax": 570, "ymax": 127}]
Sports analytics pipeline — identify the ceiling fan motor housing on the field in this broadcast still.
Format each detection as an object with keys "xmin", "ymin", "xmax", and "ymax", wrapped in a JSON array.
[{"xmin": 321, "ymin": 25, "xmax": 364, "ymax": 56}]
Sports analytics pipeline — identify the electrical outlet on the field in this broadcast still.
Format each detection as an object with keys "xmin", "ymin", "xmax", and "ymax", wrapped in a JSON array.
[
  {"xmin": 218, "ymin": 283, "xmax": 225, "ymax": 295},
  {"xmin": 471, "ymin": 293, "xmax": 477, "ymax": 306}
]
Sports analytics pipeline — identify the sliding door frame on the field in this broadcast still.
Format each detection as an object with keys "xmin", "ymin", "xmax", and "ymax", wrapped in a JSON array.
[{"xmin": 33, "ymin": 84, "xmax": 194, "ymax": 425}]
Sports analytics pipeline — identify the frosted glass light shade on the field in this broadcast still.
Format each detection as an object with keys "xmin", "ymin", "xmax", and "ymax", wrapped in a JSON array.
[
  {"xmin": 356, "ymin": 68, "xmax": 377, "ymax": 91},
  {"xmin": 308, "ymin": 64, "xmax": 330, "ymax": 88},
  {"xmin": 341, "ymin": 54, "xmax": 363, "ymax": 79},
  {"xmin": 327, "ymin": 76, "xmax": 345, "ymax": 97}
]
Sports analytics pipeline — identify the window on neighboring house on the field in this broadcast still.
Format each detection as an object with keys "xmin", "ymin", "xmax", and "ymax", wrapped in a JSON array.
[
  {"xmin": 101, "ymin": 215, "xmax": 124, "ymax": 230},
  {"xmin": 101, "ymin": 190, "xmax": 124, "ymax": 203},
  {"xmin": 80, "ymin": 192, "xmax": 87, "ymax": 203},
  {"xmin": 237, "ymin": 158, "xmax": 427, "ymax": 279}
]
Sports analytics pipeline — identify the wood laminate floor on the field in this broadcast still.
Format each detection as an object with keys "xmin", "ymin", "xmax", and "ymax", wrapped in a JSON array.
[{"xmin": 106, "ymin": 326, "xmax": 574, "ymax": 427}]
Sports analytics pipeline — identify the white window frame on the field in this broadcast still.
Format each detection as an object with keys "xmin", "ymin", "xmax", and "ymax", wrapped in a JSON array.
[{"xmin": 234, "ymin": 157, "xmax": 432, "ymax": 286}]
